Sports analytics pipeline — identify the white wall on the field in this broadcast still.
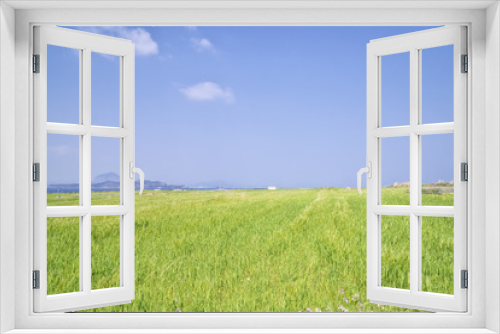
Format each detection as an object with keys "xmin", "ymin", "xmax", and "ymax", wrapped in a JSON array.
[
  {"xmin": 486, "ymin": 2, "xmax": 500, "ymax": 333},
  {"xmin": 0, "ymin": 2, "xmax": 16, "ymax": 333}
]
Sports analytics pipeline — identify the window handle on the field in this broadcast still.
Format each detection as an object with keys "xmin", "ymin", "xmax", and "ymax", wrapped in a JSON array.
[
  {"xmin": 357, "ymin": 162, "xmax": 372, "ymax": 195},
  {"xmin": 129, "ymin": 161, "xmax": 145, "ymax": 195}
]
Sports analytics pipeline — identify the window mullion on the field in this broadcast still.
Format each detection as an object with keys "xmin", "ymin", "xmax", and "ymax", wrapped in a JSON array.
[
  {"xmin": 416, "ymin": 48, "xmax": 423, "ymax": 292},
  {"xmin": 82, "ymin": 47, "xmax": 92, "ymax": 294},
  {"xmin": 409, "ymin": 47, "xmax": 420, "ymax": 294}
]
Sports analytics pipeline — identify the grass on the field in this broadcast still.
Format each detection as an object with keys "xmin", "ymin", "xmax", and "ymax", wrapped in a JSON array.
[{"xmin": 46, "ymin": 188, "xmax": 454, "ymax": 312}]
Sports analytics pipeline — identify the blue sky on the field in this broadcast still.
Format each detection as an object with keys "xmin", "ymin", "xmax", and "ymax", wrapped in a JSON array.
[{"xmin": 47, "ymin": 26, "xmax": 454, "ymax": 188}]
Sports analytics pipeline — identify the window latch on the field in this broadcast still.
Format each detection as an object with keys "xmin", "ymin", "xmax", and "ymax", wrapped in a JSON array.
[
  {"xmin": 357, "ymin": 162, "xmax": 372, "ymax": 195},
  {"xmin": 129, "ymin": 162, "xmax": 145, "ymax": 195}
]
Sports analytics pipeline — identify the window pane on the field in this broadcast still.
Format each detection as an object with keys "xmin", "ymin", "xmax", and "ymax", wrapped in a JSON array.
[
  {"xmin": 47, "ymin": 45, "xmax": 80, "ymax": 124},
  {"xmin": 381, "ymin": 52, "xmax": 410, "ymax": 127},
  {"xmin": 381, "ymin": 215, "xmax": 410, "ymax": 290},
  {"xmin": 91, "ymin": 52, "xmax": 120, "ymax": 127},
  {"xmin": 47, "ymin": 134, "xmax": 80, "ymax": 206},
  {"xmin": 91, "ymin": 137, "xmax": 121, "ymax": 206},
  {"xmin": 421, "ymin": 217, "xmax": 454, "ymax": 294},
  {"xmin": 421, "ymin": 133, "xmax": 454, "ymax": 206},
  {"xmin": 421, "ymin": 45, "xmax": 454, "ymax": 124},
  {"xmin": 91, "ymin": 216, "xmax": 120, "ymax": 289},
  {"xmin": 47, "ymin": 217, "xmax": 80, "ymax": 295},
  {"xmin": 381, "ymin": 136, "xmax": 410, "ymax": 205}
]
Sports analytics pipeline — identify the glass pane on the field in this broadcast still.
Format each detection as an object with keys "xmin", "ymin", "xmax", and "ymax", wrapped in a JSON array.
[
  {"xmin": 421, "ymin": 133, "xmax": 454, "ymax": 206},
  {"xmin": 381, "ymin": 136, "xmax": 410, "ymax": 205},
  {"xmin": 421, "ymin": 45, "xmax": 454, "ymax": 124},
  {"xmin": 381, "ymin": 52, "xmax": 410, "ymax": 127},
  {"xmin": 91, "ymin": 137, "xmax": 121, "ymax": 206},
  {"xmin": 47, "ymin": 217, "xmax": 80, "ymax": 295},
  {"xmin": 47, "ymin": 45, "xmax": 80, "ymax": 124},
  {"xmin": 47, "ymin": 134, "xmax": 80, "ymax": 206},
  {"xmin": 421, "ymin": 217, "xmax": 454, "ymax": 294},
  {"xmin": 91, "ymin": 216, "xmax": 120, "ymax": 289},
  {"xmin": 91, "ymin": 52, "xmax": 120, "ymax": 127},
  {"xmin": 381, "ymin": 215, "xmax": 410, "ymax": 290}
]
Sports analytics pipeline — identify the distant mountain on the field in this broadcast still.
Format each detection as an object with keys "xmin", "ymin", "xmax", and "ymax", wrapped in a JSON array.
[
  {"xmin": 139, "ymin": 180, "xmax": 185, "ymax": 190},
  {"xmin": 47, "ymin": 176, "xmax": 187, "ymax": 193},
  {"xmin": 90, "ymin": 180, "xmax": 186, "ymax": 191},
  {"xmin": 93, "ymin": 172, "xmax": 120, "ymax": 184},
  {"xmin": 48, "ymin": 172, "xmax": 269, "ymax": 193}
]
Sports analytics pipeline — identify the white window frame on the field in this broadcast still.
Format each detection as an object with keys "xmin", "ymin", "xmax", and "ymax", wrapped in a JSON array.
[{"xmin": 1, "ymin": 1, "xmax": 499, "ymax": 333}]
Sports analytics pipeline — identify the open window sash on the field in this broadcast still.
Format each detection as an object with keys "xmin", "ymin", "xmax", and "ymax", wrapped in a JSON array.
[
  {"xmin": 33, "ymin": 26, "xmax": 136, "ymax": 312},
  {"xmin": 366, "ymin": 26, "xmax": 467, "ymax": 312}
]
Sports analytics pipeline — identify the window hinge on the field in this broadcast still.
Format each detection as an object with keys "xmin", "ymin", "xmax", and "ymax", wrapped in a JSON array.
[
  {"xmin": 33, "ymin": 163, "xmax": 40, "ymax": 182},
  {"xmin": 33, "ymin": 270, "xmax": 40, "ymax": 289},
  {"xmin": 33, "ymin": 54, "xmax": 40, "ymax": 73},
  {"xmin": 461, "ymin": 162, "xmax": 468, "ymax": 182},
  {"xmin": 461, "ymin": 270, "xmax": 468, "ymax": 289},
  {"xmin": 461, "ymin": 54, "xmax": 468, "ymax": 73}
]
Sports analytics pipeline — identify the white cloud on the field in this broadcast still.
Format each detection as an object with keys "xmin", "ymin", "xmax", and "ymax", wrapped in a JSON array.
[
  {"xmin": 180, "ymin": 82, "xmax": 234, "ymax": 103},
  {"xmin": 76, "ymin": 27, "xmax": 159, "ymax": 56},
  {"xmin": 117, "ymin": 28, "xmax": 158, "ymax": 56},
  {"xmin": 191, "ymin": 38, "xmax": 215, "ymax": 53}
]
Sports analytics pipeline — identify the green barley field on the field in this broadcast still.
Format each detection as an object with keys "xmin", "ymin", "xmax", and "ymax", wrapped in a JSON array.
[{"xmin": 46, "ymin": 188, "xmax": 454, "ymax": 312}]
